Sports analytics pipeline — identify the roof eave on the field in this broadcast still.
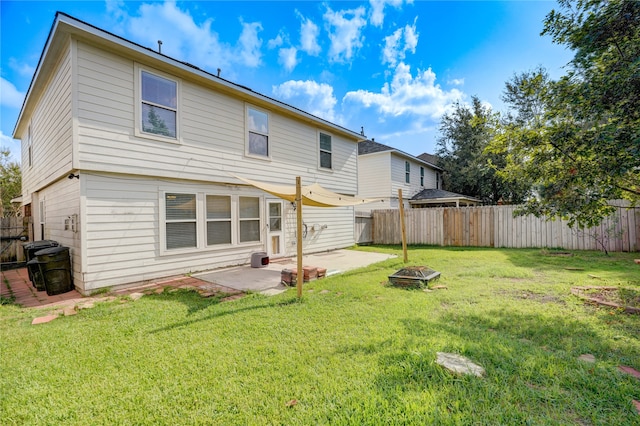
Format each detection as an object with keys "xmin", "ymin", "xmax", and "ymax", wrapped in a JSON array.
[{"xmin": 15, "ymin": 12, "xmax": 364, "ymax": 142}]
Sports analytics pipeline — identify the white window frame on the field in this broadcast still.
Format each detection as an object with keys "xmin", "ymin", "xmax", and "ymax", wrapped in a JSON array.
[
  {"xmin": 318, "ymin": 131, "xmax": 333, "ymax": 170},
  {"xmin": 405, "ymin": 161, "xmax": 410, "ymax": 184},
  {"xmin": 238, "ymin": 196, "xmax": 262, "ymax": 244},
  {"xmin": 135, "ymin": 64, "xmax": 181, "ymax": 143},
  {"xmin": 159, "ymin": 191, "xmax": 263, "ymax": 256},
  {"xmin": 162, "ymin": 192, "xmax": 199, "ymax": 253},
  {"xmin": 245, "ymin": 105, "xmax": 271, "ymax": 159},
  {"xmin": 420, "ymin": 167, "xmax": 424, "ymax": 186},
  {"xmin": 205, "ymin": 194, "xmax": 233, "ymax": 247},
  {"xmin": 27, "ymin": 124, "xmax": 32, "ymax": 168}
]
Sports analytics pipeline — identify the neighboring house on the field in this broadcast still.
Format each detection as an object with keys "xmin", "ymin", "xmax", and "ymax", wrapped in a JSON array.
[
  {"xmin": 357, "ymin": 140, "xmax": 443, "ymax": 211},
  {"xmin": 409, "ymin": 189, "xmax": 480, "ymax": 208},
  {"xmin": 13, "ymin": 13, "xmax": 365, "ymax": 294}
]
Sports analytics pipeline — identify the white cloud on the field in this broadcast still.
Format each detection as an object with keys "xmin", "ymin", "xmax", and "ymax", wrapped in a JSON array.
[
  {"xmin": 323, "ymin": 6, "xmax": 367, "ymax": 63},
  {"xmin": 267, "ymin": 33, "xmax": 284, "ymax": 49},
  {"xmin": 448, "ymin": 78, "xmax": 465, "ymax": 86},
  {"xmin": 238, "ymin": 21, "xmax": 263, "ymax": 67},
  {"xmin": 343, "ymin": 62, "xmax": 464, "ymax": 120},
  {"xmin": 382, "ymin": 20, "xmax": 418, "ymax": 67},
  {"xmin": 0, "ymin": 77, "xmax": 25, "ymax": 109},
  {"xmin": 107, "ymin": 1, "xmax": 264, "ymax": 76},
  {"xmin": 272, "ymin": 80, "xmax": 337, "ymax": 122},
  {"xmin": 9, "ymin": 58, "xmax": 35, "ymax": 78},
  {"xmin": 279, "ymin": 47, "xmax": 299, "ymax": 72},
  {"xmin": 299, "ymin": 15, "xmax": 321, "ymax": 56},
  {"xmin": 369, "ymin": 0, "xmax": 408, "ymax": 27}
]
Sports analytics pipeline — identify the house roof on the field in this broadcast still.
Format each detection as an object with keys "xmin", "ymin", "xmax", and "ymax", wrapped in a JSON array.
[
  {"xmin": 357, "ymin": 140, "xmax": 442, "ymax": 171},
  {"xmin": 14, "ymin": 12, "xmax": 365, "ymax": 141},
  {"xmin": 417, "ymin": 152, "xmax": 440, "ymax": 166},
  {"xmin": 410, "ymin": 188, "xmax": 480, "ymax": 203}
]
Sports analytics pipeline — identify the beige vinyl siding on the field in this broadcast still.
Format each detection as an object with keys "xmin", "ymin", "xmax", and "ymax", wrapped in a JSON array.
[
  {"xmin": 357, "ymin": 153, "xmax": 392, "ymax": 198},
  {"xmin": 75, "ymin": 41, "xmax": 358, "ymax": 194},
  {"xmin": 82, "ymin": 172, "xmax": 355, "ymax": 290},
  {"xmin": 36, "ymin": 177, "xmax": 82, "ymax": 288},
  {"xmin": 390, "ymin": 155, "xmax": 426, "ymax": 198},
  {"xmin": 21, "ymin": 45, "xmax": 73, "ymax": 201}
]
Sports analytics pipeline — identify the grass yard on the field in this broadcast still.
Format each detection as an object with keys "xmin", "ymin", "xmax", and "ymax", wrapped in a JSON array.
[{"xmin": 1, "ymin": 246, "xmax": 639, "ymax": 425}]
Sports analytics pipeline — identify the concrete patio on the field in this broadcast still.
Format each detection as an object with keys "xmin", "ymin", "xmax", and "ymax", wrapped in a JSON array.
[{"xmin": 1, "ymin": 249, "xmax": 397, "ymax": 307}]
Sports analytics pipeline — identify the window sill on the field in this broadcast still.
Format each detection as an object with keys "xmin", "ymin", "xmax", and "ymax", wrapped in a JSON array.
[{"xmin": 135, "ymin": 129, "xmax": 182, "ymax": 145}]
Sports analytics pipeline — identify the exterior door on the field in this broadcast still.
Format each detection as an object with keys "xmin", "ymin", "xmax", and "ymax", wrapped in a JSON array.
[{"xmin": 266, "ymin": 200, "xmax": 284, "ymax": 257}]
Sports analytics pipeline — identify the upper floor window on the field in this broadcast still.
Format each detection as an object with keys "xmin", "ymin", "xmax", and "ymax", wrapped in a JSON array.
[
  {"xmin": 141, "ymin": 71, "xmax": 177, "ymax": 138},
  {"xmin": 319, "ymin": 132, "xmax": 332, "ymax": 169},
  {"xmin": 436, "ymin": 173, "xmax": 441, "ymax": 189},
  {"xmin": 420, "ymin": 167, "xmax": 424, "ymax": 186},
  {"xmin": 405, "ymin": 161, "xmax": 410, "ymax": 183},
  {"xmin": 247, "ymin": 107, "xmax": 269, "ymax": 157},
  {"xmin": 27, "ymin": 125, "xmax": 32, "ymax": 167}
]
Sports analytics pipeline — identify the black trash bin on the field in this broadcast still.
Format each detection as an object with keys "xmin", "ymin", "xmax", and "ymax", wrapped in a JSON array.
[
  {"xmin": 35, "ymin": 246, "xmax": 73, "ymax": 296},
  {"xmin": 22, "ymin": 240, "xmax": 59, "ymax": 286},
  {"xmin": 26, "ymin": 258, "xmax": 46, "ymax": 291}
]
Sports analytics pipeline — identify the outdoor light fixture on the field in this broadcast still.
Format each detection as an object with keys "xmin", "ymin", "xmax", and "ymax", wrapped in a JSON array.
[{"xmin": 68, "ymin": 173, "xmax": 79, "ymax": 179}]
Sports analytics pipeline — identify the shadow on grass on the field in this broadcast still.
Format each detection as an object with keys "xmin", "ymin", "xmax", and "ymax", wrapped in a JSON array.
[{"xmin": 148, "ymin": 295, "xmax": 299, "ymax": 334}]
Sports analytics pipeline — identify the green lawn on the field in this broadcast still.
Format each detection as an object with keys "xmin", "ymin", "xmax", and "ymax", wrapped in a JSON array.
[{"xmin": 1, "ymin": 247, "xmax": 639, "ymax": 425}]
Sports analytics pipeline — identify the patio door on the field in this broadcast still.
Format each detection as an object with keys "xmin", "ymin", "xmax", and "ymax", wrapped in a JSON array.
[{"xmin": 266, "ymin": 199, "xmax": 284, "ymax": 257}]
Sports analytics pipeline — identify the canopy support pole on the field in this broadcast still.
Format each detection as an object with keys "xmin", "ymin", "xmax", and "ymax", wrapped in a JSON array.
[
  {"xmin": 296, "ymin": 177, "xmax": 303, "ymax": 299},
  {"xmin": 399, "ymin": 189, "xmax": 408, "ymax": 263}
]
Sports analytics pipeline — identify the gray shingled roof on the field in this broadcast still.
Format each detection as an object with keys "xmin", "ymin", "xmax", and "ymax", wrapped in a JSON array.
[
  {"xmin": 357, "ymin": 139, "xmax": 395, "ymax": 155},
  {"xmin": 417, "ymin": 152, "xmax": 440, "ymax": 166},
  {"xmin": 410, "ymin": 188, "xmax": 480, "ymax": 202}
]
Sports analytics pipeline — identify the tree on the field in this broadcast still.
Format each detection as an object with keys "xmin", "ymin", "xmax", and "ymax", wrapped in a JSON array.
[
  {"xmin": 489, "ymin": 0, "xmax": 640, "ymax": 228},
  {"xmin": 437, "ymin": 96, "xmax": 531, "ymax": 204},
  {"xmin": 1, "ymin": 148, "xmax": 22, "ymax": 217}
]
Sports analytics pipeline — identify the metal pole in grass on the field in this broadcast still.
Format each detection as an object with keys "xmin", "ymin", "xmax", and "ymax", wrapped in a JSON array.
[
  {"xmin": 398, "ymin": 188, "xmax": 408, "ymax": 263},
  {"xmin": 296, "ymin": 176, "xmax": 303, "ymax": 299}
]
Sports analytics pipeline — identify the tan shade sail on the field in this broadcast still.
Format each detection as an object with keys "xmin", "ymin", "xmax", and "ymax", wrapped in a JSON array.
[{"xmin": 233, "ymin": 175, "xmax": 383, "ymax": 207}]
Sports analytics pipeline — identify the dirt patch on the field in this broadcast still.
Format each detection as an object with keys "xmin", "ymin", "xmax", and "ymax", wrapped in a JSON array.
[
  {"xmin": 571, "ymin": 286, "xmax": 640, "ymax": 314},
  {"xmin": 496, "ymin": 289, "xmax": 566, "ymax": 305}
]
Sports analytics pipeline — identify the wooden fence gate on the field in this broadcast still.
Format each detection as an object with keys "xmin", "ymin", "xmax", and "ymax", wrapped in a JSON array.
[{"xmin": 1, "ymin": 217, "xmax": 32, "ymax": 263}]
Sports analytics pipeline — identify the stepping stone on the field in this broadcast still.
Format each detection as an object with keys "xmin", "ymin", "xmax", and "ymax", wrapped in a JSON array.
[
  {"xmin": 578, "ymin": 354, "xmax": 596, "ymax": 363},
  {"xmin": 63, "ymin": 307, "xmax": 77, "ymax": 316},
  {"xmin": 32, "ymin": 314, "xmax": 58, "ymax": 325},
  {"xmin": 261, "ymin": 288, "xmax": 286, "ymax": 296},
  {"xmin": 129, "ymin": 293, "xmax": 144, "ymax": 301},
  {"xmin": 320, "ymin": 290, "xmax": 330, "ymax": 294},
  {"xmin": 436, "ymin": 352, "xmax": 485, "ymax": 377},
  {"xmin": 619, "ymin": 365, "xmax": 640, "ymax": 380},
  {"xmin": 633, "ymin": 400, "xmax": 640, "ymax": 415}
]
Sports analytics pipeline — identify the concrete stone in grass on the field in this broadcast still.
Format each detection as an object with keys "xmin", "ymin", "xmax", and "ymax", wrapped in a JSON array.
[
  {"xmin": 436, "ymin": 352, "xmax": 485, "ymax": 377},
  {"xmin": 129, "ymin": 292, "xmax": 144, "ymax": 301},
  {"xmin": 578, "ymin": 354, "xmax": 596, "ymax": 363},
  {"xmin": 32, "ymin": 315, "xmax": 58, "ymax": 325}
]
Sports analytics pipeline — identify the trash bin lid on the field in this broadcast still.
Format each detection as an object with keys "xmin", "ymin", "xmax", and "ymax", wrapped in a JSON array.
[
  {"xmin": 35, "ymin": 246, "xmax": 69, "ymax": 256},
  {"xmin": 22, "ymin": 240, "xmax": 59, "ymax": 249},
  {"xmin": 27, "ymin": 258, "xmax": 43, "ymax": 265}
]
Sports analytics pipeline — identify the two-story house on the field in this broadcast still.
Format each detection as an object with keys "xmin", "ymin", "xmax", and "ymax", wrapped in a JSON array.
[
  {"xmin": 13, "ymin": 13, "xmax": 365, "ymax": 294},
  {"xmin": 357, "ymin": 141, "xmax": 479, "ymax": 211},
  {"xmin": 357, "ymin": 140, "xmax": 439, "ymax": 211}
]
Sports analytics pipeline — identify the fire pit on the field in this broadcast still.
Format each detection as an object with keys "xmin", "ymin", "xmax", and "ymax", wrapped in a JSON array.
[{"xmin": 388, "ymin": 266, "xmax": 441, "ymax": 289}]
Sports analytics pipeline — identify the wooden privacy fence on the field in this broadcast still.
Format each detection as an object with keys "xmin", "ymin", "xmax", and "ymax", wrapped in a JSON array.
[
  {"xmin": 355, "ymin": 211, "xmax": 373, "ymax": 244},
  {"xmin": 371, "ymin": 204, "xmax": 640, "ymax": 252},
  {"xmin": 1, "ymin": 216, "xmax": 32, "ymax": 263}
]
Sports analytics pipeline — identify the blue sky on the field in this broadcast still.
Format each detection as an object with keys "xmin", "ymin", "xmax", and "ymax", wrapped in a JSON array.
[{"xmin": 0, "ymin": 0, "xmax": 572, "ymax": 164}]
